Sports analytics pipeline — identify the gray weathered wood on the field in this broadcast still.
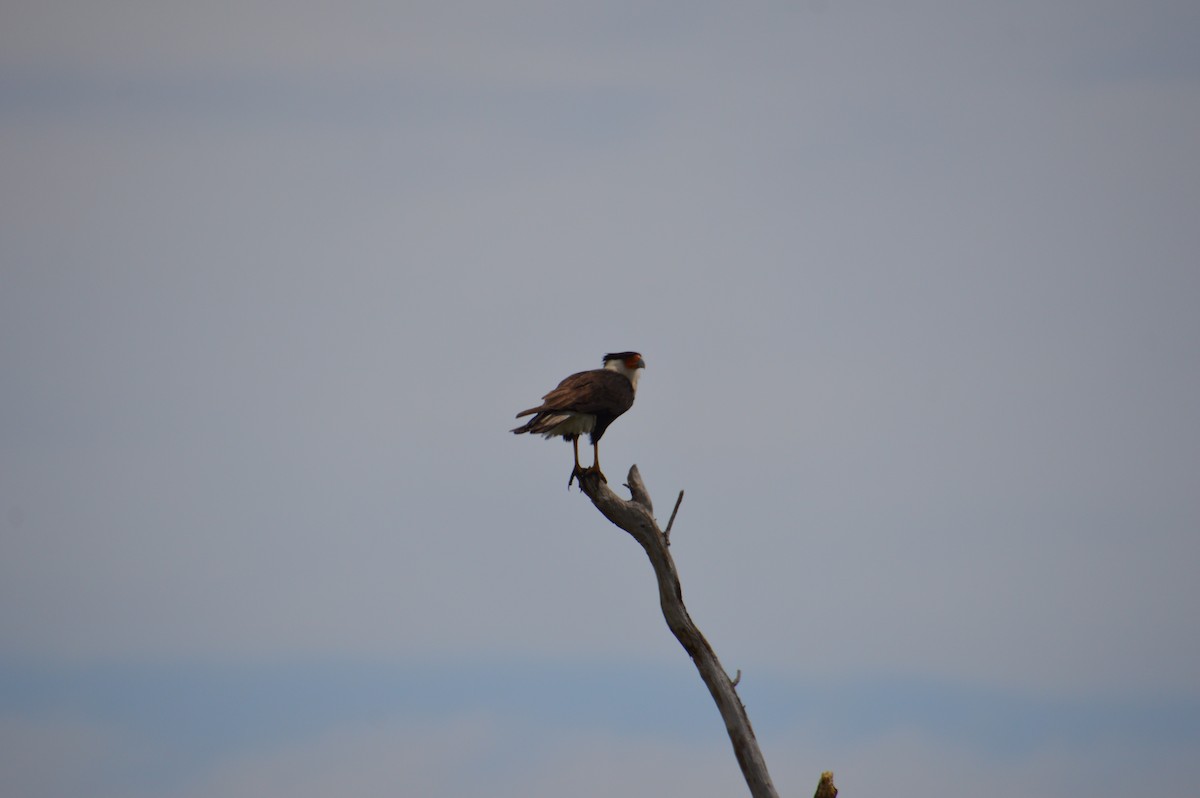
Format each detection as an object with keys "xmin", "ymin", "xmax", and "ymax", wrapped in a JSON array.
[{"xmin": 577, "ymin": 465, "xmax": 781, "ymax": 798}]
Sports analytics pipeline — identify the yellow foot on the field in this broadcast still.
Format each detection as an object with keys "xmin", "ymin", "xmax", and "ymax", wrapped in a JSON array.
[{"xmin": 568, "ymin": 465, "xmax": 607, "ymax": 489}]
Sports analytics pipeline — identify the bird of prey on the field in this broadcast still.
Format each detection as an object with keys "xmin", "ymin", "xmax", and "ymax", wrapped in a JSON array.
[{"xmin": 512, "ymin": 352, "xmax": 646, "ymax": 486}]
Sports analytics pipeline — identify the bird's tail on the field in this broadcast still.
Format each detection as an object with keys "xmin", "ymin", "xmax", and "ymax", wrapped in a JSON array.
[
  {"xmin": 511, "ymin": 412, "xmax": 573, "ymax": 437},
  {"xmin": 511, "ymin": 406, "xmax": 543, "ymax": 435}
]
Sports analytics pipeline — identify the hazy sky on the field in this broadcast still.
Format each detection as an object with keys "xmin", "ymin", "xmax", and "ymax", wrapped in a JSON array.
[{"xmin": 3, "ymin": 2, "xmax": 1199, "ymax": 796}]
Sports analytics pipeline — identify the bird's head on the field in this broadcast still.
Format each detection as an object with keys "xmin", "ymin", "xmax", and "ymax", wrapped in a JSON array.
[{"xmin": 603, "ymin": 351, "xmax": 646, "ymax": 388}]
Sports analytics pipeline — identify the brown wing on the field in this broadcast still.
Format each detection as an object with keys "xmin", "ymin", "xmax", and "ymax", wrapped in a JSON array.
[{"xmin": 515, "ymin": 368, "xmax": 634, "ymax": 418}]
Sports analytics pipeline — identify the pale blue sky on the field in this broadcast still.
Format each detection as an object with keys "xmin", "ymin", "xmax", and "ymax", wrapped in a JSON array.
[{"xmin": 3, "ymin": 2, "xmax": 1199, "ymax": 796}]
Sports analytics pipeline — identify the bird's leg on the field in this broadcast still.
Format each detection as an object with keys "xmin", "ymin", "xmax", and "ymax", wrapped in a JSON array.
[
  {"xmin": 590, "ymin": 440, "xmax": 607, "ymax": 483},
  {"xmin": 569, "ymin": 438, "xmax": 606, "ymax": 487},
  {"xmin": 568, "ymin": 436, "xmax": 586, "ymax": 488}
]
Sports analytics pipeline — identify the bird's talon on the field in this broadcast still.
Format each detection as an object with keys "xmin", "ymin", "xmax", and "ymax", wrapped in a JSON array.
[
  {"xmin": 568, "ymin": 465, "xmax": 608, "ymax": 489},
  {"xmin": 569, "ymin": 465, "xmax": 585, "ymax": 488}
]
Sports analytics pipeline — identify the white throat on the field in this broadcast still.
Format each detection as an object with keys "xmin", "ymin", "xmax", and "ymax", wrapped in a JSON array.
[{"xmin": 605, "ymin": 359, "xmax": 642, "ymax": 391}]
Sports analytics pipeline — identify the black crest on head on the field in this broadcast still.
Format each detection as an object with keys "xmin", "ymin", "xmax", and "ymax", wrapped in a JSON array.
[{"xmin": 603, "ymin": 351, "xmax": 640, "ymax": 363}]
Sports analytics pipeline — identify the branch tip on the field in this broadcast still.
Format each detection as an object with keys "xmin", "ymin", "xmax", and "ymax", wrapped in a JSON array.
[
  {"xmin": 663, "ymin": 489, "xmax": 685, "ymax": 541},
  {"xmin": 625, "ymin": 464, "xmax": 653, "ymax": 512}
]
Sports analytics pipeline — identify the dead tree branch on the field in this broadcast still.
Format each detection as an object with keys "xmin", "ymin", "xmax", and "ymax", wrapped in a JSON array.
[
  {"xmin": 663, "ymin": 489, "xmax": 685, "ymax": 543},
  {"xmin": 576, "ymin": 465, "xmax": 780, "ymax": 798}
]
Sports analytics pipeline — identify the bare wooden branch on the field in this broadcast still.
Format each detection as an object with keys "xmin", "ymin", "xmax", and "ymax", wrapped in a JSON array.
[
  {"xmin": 663, "ymin": 489, "xmax": 685, "ymax": 543},
  {"xmin": 576, "ymin": 465, "xmax": 780, "ymax": 798},
  {"xmin": 624, "ymin": 471, "xmax": 654, "ymax": 513}
]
